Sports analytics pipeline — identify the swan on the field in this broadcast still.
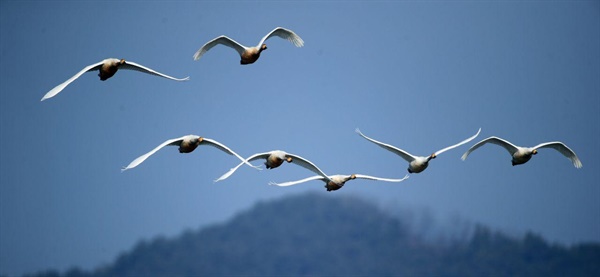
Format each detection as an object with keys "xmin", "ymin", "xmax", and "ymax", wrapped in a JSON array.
[
  {"xmin": 269, "ymin": 173, "xmax": 410, "ymax": 192},
  {"xmin": 41, "ymin": 58, "xmax": 189, "ymax": 101},
  {"xmin": 356, "ymin": 128, "xmax": 481, "ymax": 173},
  {"xmin": 193, "ymin": 27, "xmax": 304, "ymax": 65},
  {"xmin": 122, "ymin": 135, "xmax": 261, "ymax": 172},
  {"xmin": 214, "ymin": 150, "xmax": 327, "ymax": 182},
  {"xmin": 461, "ymin": 136, "xmax": 582, "ymax": 168}
]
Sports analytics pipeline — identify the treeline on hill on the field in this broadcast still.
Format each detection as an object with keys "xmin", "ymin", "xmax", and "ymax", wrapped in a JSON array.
[{"xmin": 26, "ymin": 193, "xmax": 600, "ymax": 277}]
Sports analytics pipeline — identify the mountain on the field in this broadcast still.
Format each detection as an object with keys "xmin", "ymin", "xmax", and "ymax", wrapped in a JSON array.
[{"xmin": 26, "ymin": 193, "xmax": 600, "ymax": 277}]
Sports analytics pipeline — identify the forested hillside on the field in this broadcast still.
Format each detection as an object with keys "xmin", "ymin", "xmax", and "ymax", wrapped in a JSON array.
[{"xmin": 26, "ymin": 193, "xmax": 600, "ymax": 276}]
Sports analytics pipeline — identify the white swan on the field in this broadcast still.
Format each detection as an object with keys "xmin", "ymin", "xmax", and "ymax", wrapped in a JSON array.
[
  {"xmin": 214, "ymin": 150, "xmax": 327, "ymax": 182},
  {"xmin": 356, "ymin": 128, "xmax": 481, "ymax": 173},
  {"xmin": 193, "ymin": 27, "xmax": 304, "ymax": 64},
  {"xmin": 269, "ymin": 174, "xmax": 410, "ymax": 192},
  {"xmin": 461, "ymin": 136, "xmax": 582, "ymax": 168},
  {"xmin": 122, "ymin": 135, "xmax": 261, "ymax": 172},
  {"xmin": 41, "ymin": 58, "xmax": 189, "ymax": 101}
]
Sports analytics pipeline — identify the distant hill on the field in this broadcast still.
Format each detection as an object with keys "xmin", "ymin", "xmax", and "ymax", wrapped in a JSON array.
[{"xmin": 26, "ymin": 193, "xmax": 600, "ymax": 277}]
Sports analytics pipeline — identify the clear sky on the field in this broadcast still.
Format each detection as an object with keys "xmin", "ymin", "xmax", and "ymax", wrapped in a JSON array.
[{"xmin": 1, "ymin": 1, "xmax": 598, "ymax": 276}]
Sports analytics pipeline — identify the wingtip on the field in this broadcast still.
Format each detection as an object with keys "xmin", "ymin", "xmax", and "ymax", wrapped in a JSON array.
[{"xmin": 40, "ymin": 94, "xmax": 52, "ymax": 101}]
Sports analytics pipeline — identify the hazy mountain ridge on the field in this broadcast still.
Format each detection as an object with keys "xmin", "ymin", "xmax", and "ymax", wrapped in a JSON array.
[{"xmin": 24, "ymin": 193, "xmax": 600, "ymax": 277}]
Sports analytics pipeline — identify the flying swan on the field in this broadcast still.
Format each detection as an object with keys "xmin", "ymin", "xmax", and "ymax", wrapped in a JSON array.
[
  {"xmin": 41, "ymin": 58, "xmax": 189, "ymax": 101},
  {"xmin": 214, "ymin": 150, "xmax": 327, "ymax": 182},
  {"xmin": 269, "ymin": 173, "xmax": 410, "ymax": 192},
  {"xmin": 461, "ymin": 136, "xmax": 582, "ymax": 168},
  {"xmin": 122, "ymin": 135, "xmax": 261, "ymax": 172},
  {"xmin": 356, "ymin": 128, "xmax": 481, "ymax": 173},
  {"xmin": 193, "ymin": 27, "xmax": 304, "ymax": 64}
]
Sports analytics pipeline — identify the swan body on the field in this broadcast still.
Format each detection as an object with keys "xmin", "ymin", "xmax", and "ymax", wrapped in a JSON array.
[
  {"xmin": 41, "ymin": 58, "xmax": 189, "ymax": 101},
  {"xmin": 356, "ymin": 128, "xmax": 481, "ymax": 173},
  {"xmin": 270, "ymin": 174, "xmax": 410, "ymax": 191},
  {"xmin": 121, "ymin": 135, "xmax": 261, "ymax": 172},
  {"xmin": 461, "ymin": 136, "xmax": 582, "ymax": 168},
  {"xmin": 193, "ymin": 27, "xmax": 304, "ymax": 64},
  {"xmin": 214, "ymin": 150, "xmax": 327, "ymax": 182}
]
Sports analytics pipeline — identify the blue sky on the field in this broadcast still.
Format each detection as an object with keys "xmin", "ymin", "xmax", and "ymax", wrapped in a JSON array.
[{"xmin": 1, "ymin": 1, "xmax": 599, "ymax": 275}]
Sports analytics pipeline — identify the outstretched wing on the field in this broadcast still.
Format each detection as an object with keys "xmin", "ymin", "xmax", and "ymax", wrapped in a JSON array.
[
  {"xmin": 285, "ymin": 152, "xmax": 330, "ymax": 178},
  {"xmin": 41, "ymin": 61, "xmax": 104, "ymax": 101},
  {"xmin": 257, "ymin": 27, "xmax": 304, "ymax": 48},
  {"xmin": 461, "ymin": 136, "xmax": 519, "ymax": 161},
  {"xmin": 201, "ymin": 138, "xmax": 261, "ymax": 170},
  {"xmin": 121, "ymin": 136, "xmax": 186, "ymax": 171},
  {"xmin": 120, "ymin": 61, "xmax": 189, "ymax": 81},
  {"xmin": 435, "ymin": 128, "xmax": 481, "ymax": 156},
  {"xmin": 193, "ymin": 35, "xmax": 247, "ymax": 60},
  {"xmin": 214, "ymin": 152, "xmax": 271, "ymax": 182},
  {"xmin": 533, "ymin": 141, "xmax": 583, "ymax": 168},
  {"xmin": 268, "ymin": 175, "xmax": 326, "ymax": 187},
  {"xmin": 355, "ymin": 128, "xmax": 417, "ymax": 162},
  {"xmin": 354, "ymin": 174, "xmax": 410, "ymax": 183}
]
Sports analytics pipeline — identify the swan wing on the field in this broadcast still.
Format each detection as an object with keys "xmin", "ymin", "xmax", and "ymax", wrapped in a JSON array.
[
  {"xmin": 121, "ymin": 136, "xmax": 185, "ymax": 171},
  {"xmin": 461, "ymin": 136, "xmax": 519, "ymax": 160},
  {"xmin": 268, "ymin": 175, "xmax": 325, "ymax": 187},
  {"xmin": 257, "ymin": 27, "xmax": 304, "ymax": 48},
  {"xmin": 533, "ymin": 142, "xmax": 583, "ymax": 168},
  {"xmin": 354, "ymin": 174, "xmax": 410, "ymax": 182},
  {"xmin": 41, "ymin": 61, "xmax": 104, "ymax": 101},
  {"xmin": 286, "ymin": 152, "xmax": 329, "ymax": 178},
  {"xmin": 214, "ymin": 152, "xmax": 271, "ymax": 182},
  {"xmin": 193, "ymin": 35, "xmax": 247, "ymax": 60},
  {"xmin": 120, "ymin": 61, "xmax": 189, "ymax": 81},
  {"xmin": 355, "ymin": 128, "xmax": 417, "ymax": 162},
  {"xmin": 435, "ymin": 128, "xmax": 481, "ymax": 156},
  {"xmin": 201, "ymin": 138, "xmax": 261, "ymax": 170}
]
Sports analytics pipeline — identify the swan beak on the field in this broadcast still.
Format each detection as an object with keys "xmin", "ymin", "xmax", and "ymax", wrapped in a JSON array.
[{"xmin": 286, "ymin": 157, "xmax": 293, "ymax": 163}]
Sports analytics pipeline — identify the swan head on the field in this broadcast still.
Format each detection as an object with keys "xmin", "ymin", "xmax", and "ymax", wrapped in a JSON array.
[
  {"xmin": 349, "ymin": 174, "xmax": 356, "ymax": 180},
  {"xmin": 285, "ymin": 156, "xmax": 293, "ymax": 163},
  {"xmin": 429, "ymin": 153, "xmax": 437, "ymax": 160},
  {"xmin": 119, "ymin": 59, "xmax": 126, "ymax": 65},
  {"xmin": 260, "ymin": 44, "xmax": 267, "ymax": 51},
  {"xmin": 532, "ymin": 149, "xmax": 538, "ymax": 155}
]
